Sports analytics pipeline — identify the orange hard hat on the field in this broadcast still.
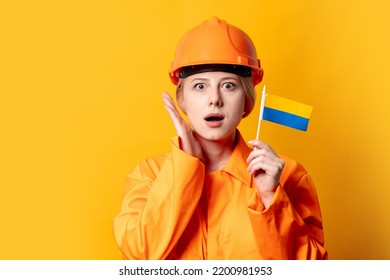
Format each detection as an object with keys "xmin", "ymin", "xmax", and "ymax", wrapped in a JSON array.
[{"xmin": 169, "ymin": 17, "xmax": 263, "ymax": 85}]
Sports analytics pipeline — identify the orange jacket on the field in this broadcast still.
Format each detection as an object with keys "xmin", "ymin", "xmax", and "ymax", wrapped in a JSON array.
[{"xmin": 113, "ymin": 132, "xmax": 327, "ymax": 259}]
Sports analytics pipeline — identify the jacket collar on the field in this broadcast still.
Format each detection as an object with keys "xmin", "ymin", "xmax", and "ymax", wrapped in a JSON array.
[
  {"xmin": 172, "ymin": 130, "xmax": 253, "ymax": 187},
  {"xmin": 221, "ymin": 130, "xmax": 252, "ymax": 187}
]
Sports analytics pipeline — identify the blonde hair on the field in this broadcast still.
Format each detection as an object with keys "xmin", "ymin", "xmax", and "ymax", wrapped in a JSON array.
[
  {"xmin": 239, "ymin": 76, "xmax": 256, "ymax": 118},
  {"xmin": 175, "ymin": 76, "xmax": 256, "ymax": 118}
]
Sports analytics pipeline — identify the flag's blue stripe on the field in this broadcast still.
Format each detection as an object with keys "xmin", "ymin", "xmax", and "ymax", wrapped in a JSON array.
[{"xmin": 263, "ymin": 107, "xmax": 309, "ymax": 131}]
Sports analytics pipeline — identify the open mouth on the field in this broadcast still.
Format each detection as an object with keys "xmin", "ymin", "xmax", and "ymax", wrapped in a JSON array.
[
  {"xmin": 204, "ymin": 113, "xmax": 224, "ymax": 122},
  {"xmin": 204, "ymin": 113, "xmax": 224, "ymax": 128},
  {"xmin": 205, "ymin": 116, "xmax": 224, "ymax": 121}
]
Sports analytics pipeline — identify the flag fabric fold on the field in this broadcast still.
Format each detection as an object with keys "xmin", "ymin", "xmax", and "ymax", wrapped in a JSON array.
[{"xmin": 262, "ymin": 93, "xmax": 313, "ymax": 131}]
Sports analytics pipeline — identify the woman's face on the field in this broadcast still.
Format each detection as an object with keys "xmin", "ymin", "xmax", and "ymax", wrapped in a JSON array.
[{"xmin": 178, "ymin": 71, "xmax": 246, "ymax": 141}]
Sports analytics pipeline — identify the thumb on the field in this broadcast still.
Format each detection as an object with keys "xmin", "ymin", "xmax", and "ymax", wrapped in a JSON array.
[{"xmin": 248, "ymin": 139, "xmax": 272, "ymax": 151}]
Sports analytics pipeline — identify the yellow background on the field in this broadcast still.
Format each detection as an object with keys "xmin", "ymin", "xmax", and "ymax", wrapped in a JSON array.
[{"xmin": 1, "ymin": 0, "xmax": 389, "ymax": 259}]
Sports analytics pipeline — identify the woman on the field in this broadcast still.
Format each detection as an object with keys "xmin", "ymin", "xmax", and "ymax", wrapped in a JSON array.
[{"xmin": 113, "ymin": 17, "xmax": 327, "ymax": 260}]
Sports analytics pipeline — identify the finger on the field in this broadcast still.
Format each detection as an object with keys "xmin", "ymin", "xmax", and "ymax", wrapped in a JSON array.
[
  {"xmin": 247, "ymin": 150, "xmax": 284, "ymax": 173},
  {"xmin": 248, "ymin": 158, "xmax": 284, "ymax": 177},
  {"xmin": 246, "ymin": 147, "xmax": 279, "ymax": 163},
  {"xmin": 247, "ymin": 148, "xmax": 265, "ymax": 163},
  {"xmin": 163, "ymin": 101, "xmax": 181, "ymax": 122},
  {"xmin": 163, "ymin": 93, "xmax": 186, "ymax": 125},
  {"xmin": 162, "ymin": 92, "xmax": 178, "ymax": 112},
  {"xmin": 247, "ymin": 155, "xmax": 281, "ymax": 175},
  {"xmin": 164, "ymin": 104, "xmax": 180, "ymax": 125},
  {"xmin": 165, "ymin": 106, "xmax": 188, "ymax": 136},
  {"xmin": 248, "ymin": 140, "xmax": 275, "ymax": 152},
  {"xmin": 162, "ymin": 91, "xmax": 173, "ymax": 102},
  {"xmin": 162, "ymin": 93, "xmax": 187, "ymax": 134}
]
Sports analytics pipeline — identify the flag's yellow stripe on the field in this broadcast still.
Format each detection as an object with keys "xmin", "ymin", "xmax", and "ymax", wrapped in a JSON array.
[{"xmin": 265, "ymin": 94, "xmax": 313, "ymax": 119}]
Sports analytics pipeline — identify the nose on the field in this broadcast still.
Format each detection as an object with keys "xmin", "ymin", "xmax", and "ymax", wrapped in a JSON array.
[{"xmin": 209, "ymin": 87, "xmax": 223, "ymax": 107}]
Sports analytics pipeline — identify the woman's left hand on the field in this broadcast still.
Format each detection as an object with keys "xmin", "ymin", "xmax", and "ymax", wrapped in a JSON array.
[{"xmin": 246, "ymin": 140, "xmax": 285, "ymax": 208}]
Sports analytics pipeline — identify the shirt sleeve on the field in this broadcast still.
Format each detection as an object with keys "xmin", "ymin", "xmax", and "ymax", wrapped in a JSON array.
[
  {"xmin": 247, "ymin": 158, "xmax": 328, "ymax": 260},
  {"xmin": 112, "ymin": 138, "xmax": 205, "ymax": 259}
]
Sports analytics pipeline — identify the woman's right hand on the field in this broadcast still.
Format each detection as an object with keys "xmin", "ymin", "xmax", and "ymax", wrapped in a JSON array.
[{"xmin": 162, "ymin": 92, "xmax": 203, "ymax": 160}]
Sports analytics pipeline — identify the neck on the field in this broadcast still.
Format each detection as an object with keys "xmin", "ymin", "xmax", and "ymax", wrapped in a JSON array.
[{"xmin": 197, "ymin": 131, "xmax": 238, "ymax": 173}]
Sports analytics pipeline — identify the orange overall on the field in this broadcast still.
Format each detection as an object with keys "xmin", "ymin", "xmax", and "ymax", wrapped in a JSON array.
[{"xmin": 113, "ymin": 132, "xmax": 327, "ymax": 259}]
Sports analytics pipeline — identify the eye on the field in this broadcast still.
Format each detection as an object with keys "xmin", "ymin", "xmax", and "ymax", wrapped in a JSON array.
[
  {"xmin": 194, "ymin": 83, "xmax": 205, "ymax": 90},
  {"xmin": 222, "ymin": 82, "xmax": 235, "ymax": 89}
]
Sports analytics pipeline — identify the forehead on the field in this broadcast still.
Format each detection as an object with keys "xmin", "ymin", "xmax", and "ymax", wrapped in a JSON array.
[{"xmin": 186, "ymin": 71, "xmax": 241, "ymax": 81}]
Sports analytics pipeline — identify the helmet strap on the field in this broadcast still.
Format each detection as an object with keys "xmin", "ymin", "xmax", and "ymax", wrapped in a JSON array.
[{"xmin": 179, "ymin": 64, "xmax": 252, "ymax": 79}]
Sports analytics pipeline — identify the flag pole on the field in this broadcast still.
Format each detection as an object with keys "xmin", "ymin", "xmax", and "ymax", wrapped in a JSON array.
[{"xmin": 255, "ymin": 85, "xmax": 267, "ymax": 140}]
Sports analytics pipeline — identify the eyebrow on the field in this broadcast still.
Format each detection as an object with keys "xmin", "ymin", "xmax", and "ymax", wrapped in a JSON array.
[{"xmin": 190, "ymin": 77, "xmax": 208, "ymax": 83}]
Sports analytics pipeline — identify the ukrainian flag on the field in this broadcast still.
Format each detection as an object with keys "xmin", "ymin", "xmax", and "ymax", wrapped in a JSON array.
[{"xmin": 262, "ymin": 94, "xmax": 313, "ymax": 131}]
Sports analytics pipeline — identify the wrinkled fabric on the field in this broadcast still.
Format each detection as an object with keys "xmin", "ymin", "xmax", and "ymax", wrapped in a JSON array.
[{"xmin": 113, "ymin": 132, "xmax": 327, "ymax": 259}]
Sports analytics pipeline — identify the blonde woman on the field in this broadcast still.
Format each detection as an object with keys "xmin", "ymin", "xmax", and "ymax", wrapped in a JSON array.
[{"xmin": 113, "ymin": 17, "xmax": 327, "ymax": 260}]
